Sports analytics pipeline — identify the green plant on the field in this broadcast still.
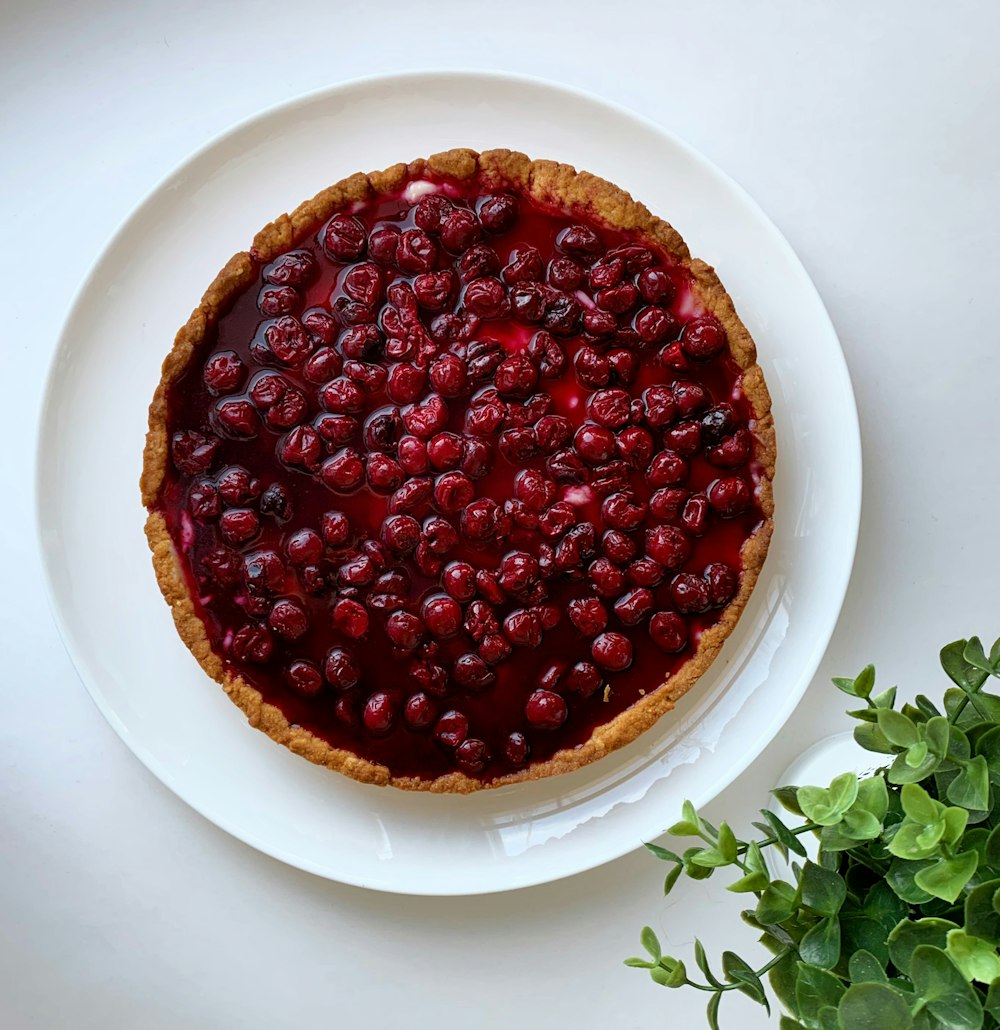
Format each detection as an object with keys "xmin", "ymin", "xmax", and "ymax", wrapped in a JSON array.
[{"xmin": 626, "ymin": 635, "xmax": 1000, "ymax": 1029}]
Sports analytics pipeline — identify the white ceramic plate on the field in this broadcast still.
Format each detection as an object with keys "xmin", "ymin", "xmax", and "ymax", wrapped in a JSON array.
[{"xmin": 36, "ymin": 71, "xmax": 860, "ymax": 895}]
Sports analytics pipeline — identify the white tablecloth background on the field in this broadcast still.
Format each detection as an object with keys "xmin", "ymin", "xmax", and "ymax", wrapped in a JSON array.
[{"xmin": 3, "ymin": 2, "xmax": 998, "ymax": 1026}]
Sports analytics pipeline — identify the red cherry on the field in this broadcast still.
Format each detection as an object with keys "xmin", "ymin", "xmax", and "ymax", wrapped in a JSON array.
[
  {"xmin": 649, "ymin": 611, "xmax": 688, "ymax": 653},
  {"xmin": 434, "ymin": 710, "xmax": 469, "ymax": 749},
  {"xmin": 525, "ymin": 690, "xmax": 568, "ymax": 730},
  {"xmin": 567, "ymin": 597, "xmax": 608, "ymax": 637},
  {"xmin": 455, "ymin": 738, "xmax": 490, "ymax": 774},
  {"xmin": 285, "ymin": 660, "xmax": 323, "ymax": 697},
  {"xmin": 203, "ymin": 351, "xmax": 245, "ymax": 394},
  {"xmin": 591, "ymin": 631, "xmax": 633, "ymax": 671},
  {"xmin": 421, "ymin": 595, "xmax": 462, "ymax": 639},
  {"xmin": 645, "ymin": 525, "xmax": 692, "ymax": 570},
  {"xmin": 681, "ymin": 314, "xmax": 727, "ymax": 361},
  {"xmin": 363, "ymin": 692, "xmax": 396, "ymax": 735},
  {"xmin": 670, "ymin": 573, "xmax": 712, "ymax": 613},
  {"xmin": 332, "ymin": 598, "xmax": 369, "ymax": 638},
  {"xmin": 708, "ymin": 477, "xmax": 752, "ymax": 518},
  {"xmin": 231, "ymin": 624, "xmax": 274, "ymax": 664}
]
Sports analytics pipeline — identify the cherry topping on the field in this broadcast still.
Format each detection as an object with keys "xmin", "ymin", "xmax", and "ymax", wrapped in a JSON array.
[
  {"xmin": 421, "ymin": 594, "xmax": 462, "ymax": 638},
  {"xmin": 681, "ymin": 314, "xmax": 727, "ymax": 361},
  {"xmin": 455, "ymin": 738, "xmax": 490, "ymax": 773},
  {"xmin": 505, "ymin": 731, "xmax": 530, "ymax": 765},
  {"xmin": 285, "ymin": 659, "xmax": 323, "ymax": 697},
  {"xmin": 404, "ymin": 692, "xmax": 437, "ymax": 730},
  {"xmin": 525, "ymin": 690, "xmax": 568, "ymax": 730},
  {"xmin": 363, "ymin": 692, "xmax": 396, "ymax": 735},
  {"xmin": 332, "ymin": 598, "xmax": 370, "ymax": 638},
  {"xmin": 591, "ymin": 631, "xmax": 633, "ymax": 671},
  {"xmin": 435, "ymin": 710, "xmax": 469, "ymax": 749},
  {"xmin": 708, "ymin": 477, "xmax": 751, "ymax": 518},
  {"xmin": 649, "ymin": 611, "xmax": 688, "ymax": 653}
]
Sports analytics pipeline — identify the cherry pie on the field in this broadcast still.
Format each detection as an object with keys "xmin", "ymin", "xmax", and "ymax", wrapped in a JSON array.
[{"xmin": 141, "ymin": 149, "xmax": 775, "ymax": 791}]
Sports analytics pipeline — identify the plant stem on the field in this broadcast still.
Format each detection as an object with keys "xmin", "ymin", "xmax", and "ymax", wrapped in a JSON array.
[{"xmin": 682, "ymin": 948, "xmax": 791, "ymax": 994}]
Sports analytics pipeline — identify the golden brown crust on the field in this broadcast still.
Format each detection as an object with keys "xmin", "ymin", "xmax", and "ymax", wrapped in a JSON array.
[{"xmin": 141, "ymin": 148, "xmax": 775, "ymax": 793}]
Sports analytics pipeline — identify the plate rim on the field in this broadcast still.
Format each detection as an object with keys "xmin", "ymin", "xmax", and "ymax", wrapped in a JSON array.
[{"xmin": 34, "ymin": 69, "xmax": 862, "ymax": 895}]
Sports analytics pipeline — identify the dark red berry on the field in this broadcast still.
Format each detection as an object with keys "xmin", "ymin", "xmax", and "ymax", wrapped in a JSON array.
[
  {"xmin": 567, "ymin": 597, "xmax": 608, "ymax": 637},
  {"xmin": 320, "ymin": 448, "xmax": 365, "ymax": 493},
  {"xmin": 421, "ymin": 595, "xmax": 462, "ymax": 639},
  {"xmin": 363, "ymin": 692, "xmax": 396, "ymax": 734},
  {"xmin": 386, "ymin": 611, "xmax": 424, "ymax": 650},
  {"xmin": 404, "ymin": 692, "xmax": 437, "ymax": 730},
  {"xmin": 324, "ymin": 646, "xmax": 360, "ymax": 689},
  {"xmin": 705, "ymin": 562, "xmax": 738, "ymax": 606},
  {"xmin": 435, "ymin": 710, "xmax": 469, "ymax": 749},
  {"xmin": 505, "ymin": 731, "xmax": 530, "ymax": 765},
  {"xmin": 442, "ymin": 562, "xmax": 477, "ymax": 602},
  {"xmin": 525, "ymin": 690, "xmax": 568, "ymax": 730},
  {"xmin": 566, "ymin": 661, "xmax": 602, "ymax": 697},
  {"xmin": 285, "ymin": 660, "xmax": 323, "ymax": 697},
  {"xmin": 455, "ymin": 738, "xmax": 490, "ymax": 774},
  {"xmin": 613, "ymin": 588, "xmax": 654, "ymax": 626},
  {"xmin": 332, "ymin": 598, "xmax": 369, "ymax": 638},
  {"xmin": 453, "ymin": 653, "xmax": 495, "ymax": 690},
  {"xmin": 670, "ymin": 573, "xmax": 712, "ymax": 613},
  {"xmin": 269, "ymin": 599, "xmax": 309, "ymax": 640},
  {"xmin": 591, "ymin": 631, "xmax": 632, "ymax": 671},
  {"xmin": 649, "ymin": 611, "xmax": 688, "ymax": 653},
  {"xmin": 203, "ymin": 351, "xmax": 245, "ymax": 394},
  {"xmin": 479, "ymin": 194, "xmax": 518, "ymax": 233},
  {"xmin": 681, "ymin": 314, "xmax": 727, "ymax": 361},
  {"xmin": 231, "ymin": 624, "xmax": 274, "ymax": 664},
  {"xmin": 708, "ymin": 477, "xmax": 751, "ymax": 518}
]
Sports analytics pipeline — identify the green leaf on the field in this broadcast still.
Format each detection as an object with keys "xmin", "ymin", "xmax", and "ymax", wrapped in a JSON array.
[
  {"xmin": 943, "ymin": 806, "xmax": 971, "ymax": 846},
  {"xmin": 854, "ymin": 664, "xmax": 876, "ymax": 698},
  {"xmin": 838, "ymin": 982, "xmax": 914, "ymax": 1030},
  {"xmin": 862, "ymin": 882, "xmax": 909, "ymax": 933},
  {"xmin": 887, "ymin": 858, "xmax": 937, "ymax": 904},
  {"xmin": 681, "ymin": 846, "xmax": 714, "ymax": 880},
  {"xmin": 663, "ymin": 862, "xmax": 683, "ymax": 896},
  {"xmin": 991, "ymin": 637, "xmax": 1000, "ymax": 668},
  {"xmin": 915, "ymin": 851, "xmax": 979, "ymax": 903},
  {"xmin": 889, "ymin": 750, "xmax": 940, "ymax": 784},
  {"xmin": 840, "ymin": 807, "xmax": 883, "ymax": 840},
  {"xmin": 888, "ymin": 820, "xmax": 945, "ymax": 861},
  {"xmin": 722, "ymin": 951, "xmax": 769, "ymax": 1010},
  {"xmin": 966, "ymin": 637, "xmax": 994, "ymax": 675},
  {"xmin": 909, "ymin": 944, "xmax": 985, "ymax": 1029},
  {"xmin": 624, "ymin": 956, "xmax": 652, "ymax": 968},
  {"xmin": 942, "ymin": 639, "xmax": 990, "ymax": 694},
  {"xmin": 849, "ymin": 949, "xmax": 888, "ymax": 984},
  {"xmin": 717, "ymin": 822, "xmax": 738, "ymax": 864},
  {"xmin": 841, "ymin": 916, "xmax": 892, "ymax": 967},
  {"xmin": 985, "ymin": 977, "xmax": 1000, "ymax": 1021},
  {"xmin": 873, "ymin": 685, "xmax": 898, "ymax": 709},
  {"xmin": 818, "ymin": 1006, "xmax": 840, "ymax": 1030},
  {"xmin": 888, "ymin": 918, "xmax": 960, "ymax": 976},
  {"xmin": 878, "ymin": 709, "xmax": 920, "ymax": 748},
  {"xmin": 795, "ymin": 962, "xmax": 845, "ymax": 1021},
  {"xmin": 667, "ymin": 799, "xmax": 702, "ymax": 837},
  {"xmin": 727, "ymin": 870, "xmax": 770, "ymax": 893},
  {"xmin": 834, "ymin": 675, "xmax": 860, "ymax": 697},
  {"xmin": 855, "ymin": 721, "xmax": 896, "ymax": 755},
  {"xmin": 651, "ymin": 956, "xmax": 687, "ymax": 988},
  {"xmin": 779, "ymin": 1018, "xmax": 807, "ymax": 1030},
  {"xmin": 757, "ymin": 880, "xmax": 798, "ymax": 924},
  {"xmin": 773, "ymin": 785, "xmax": 804, "ymax": 816},
  {"xmin": 986, "ymin": 826, "xmax": 1000, "ymax": 868},
  {"xmin": 947, "ymin": 928, "xmax": 1000, "ymax": 983},
  {"xmin": 800, "ymin": 774, "xmax": 859, "ymax": 826},
  {"xmin": 901, "ymin": 782, "xmax": 942, "ymax": 824},
  {"xmin": 640, "ymin": 926, "xmax": 661, "ymax": 961},
  {"xmin": 769, "ymin": 949, "xmax": 802, "ymax": 1018},
  {"xmin": 926, "ymin": 716, "xmax": 951, "ymax": 758},
  {"xmin": 690, "ymin": 847, "xmax": 729, "ymax": 869},
  {"xmin": 694, "ymin": 938, "xmax": 721, "ymax": 987},
  {"xmin": 906, "ymin": 741, "xmax": 930, "ymax": 767},
  {"xmin": 801, "ymin": 862, "xmax": 848, "ymax": 916},
  {"xmin": 759, "ymin": 808, "xmax": 809, "ymax": 858},
  {"xmin": 949, "ymin": 755, "xmax": 991, "ymax": 811},
  {"xmin": 800, "ymin": 915, "xmax": 841, "ymax": 969},
  {"xmin": 974, "ymin": 728, "xmax": 1000, "ymax": 786},
  {"xmin": 643, "ymin": 842, "xmax": 680, "ymax": 862},
  {"xmin": 706, "ymin": 991, "xmax": 721, "ymax": 1030},
  {"xmin": 967, "ymin": 880, "xmax": 1000, "ymax": 945}
]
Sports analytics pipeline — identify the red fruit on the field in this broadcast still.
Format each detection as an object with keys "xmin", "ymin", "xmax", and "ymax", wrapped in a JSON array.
[
  {"xmin": 460, "ymin": 438, "xmax": 494, "ymax": 479},
  {"xmin": 587, "ymin": 389, "xmax": 630, "ymax": 429},
  {"xmin": 642, "ymin": 385, "xmax": 677, "ymax": 428},
  {"xmin": 339, "ymin": 323, "xmax": 382, "ymax": 360},
  {"xmin": 403, "ymin": 394, "xmax": 448, "ymax": 439},
  {"xmin": 433, "ymin": 471, "xmax": 474, "ymax": 513},
  {"xmin": 575, "ymin": 347, "xmax": 611, "ymax": 389},
  {"xmin": 665, "ymin": 421, "xmax": 703, "ymax": 456},
  {"xmin": 613, "ymin": 588, "xmax": 654, "ymax": 626},
  {"xmin": 216, "ymin": 465, "xmax": 257, "ymax": 505},
  {"xmin": 265, "ymin": 315, "xmax": 312, "ymax": 365},
  {"xmin": 637, "ymin": 267, "xmax": 676, "ymax": 305},
  {"xmin": 494, "ymin": 354, "xmax": 538, "ymax": 397},
  {"xmin": 320, "ymin": 448, "xmax": 365, "ymax": 493},
  {"xmin": 188, "ymin": 480, "xmax": 220, "ymax": 520},
  {"xmin": 323, "ymin": 213, "xmax": 366, "ymax": 260},
  {"xmin": 681, "ymin": 314, "xmax": 727, "ymax": 361},
  {"xmin": 525, "ymin": 690, "xmax": 568, "ymax": 730},
  {"xmin": 285, "ymin": 660, "xmax": 323, "ymax": 698},
  {"xmin": 258, "ymin": 483, "xmax": 292, "ymax": 523},
  {"xmin": 591, "ymin": 631, "xmax": 632, "ymax": 671},
  {"xmin": 542, "ymin": 257, "xmax": 580, "ymax": 293},
  {"xmin": 708, "ymin": 428, "xmax": 753, "ymax": 469},
  {"xmin": 557, "ymin": 224, "xmax": 602, "ymax": 258},
  {"xmin": 321, "ymin": 510, "xmax": 351, "ymax": 546},
  {"xmin": 566, "ymin": 661, "xmax": 602, "ymax": 697},
  {"xmin": 412, "ymin": 270, "xmax": 454, "ymax": 311},
  {"xmin": 708, "ymin": 477, "xmax": 751, "ymax": 518},
  {"xmin": 464, "ymin": 276, "xmax": 506, "ymax": 318},
  {"xmin": 602, "ymin": 530, "xmax": 637, "ymax": 565},
  {"xmin": 414, "ymin": 193, "xmax": 452, "ymax": 232},
  {"xmin": 616, "ymin": 427, "xmax": 655, "ymax": 469},
  {"xmin": 479, "ymin": 194, "xmax": 518, "ymax": 233},
  {"xmin": 607, "ymin": 348, "xmax": 639, "ymax": 386},
  {"xmin": 386, "ymin": 611, "xmax": 424, "ymax": 650},
  {"xmin": 427, "ymin": 432, "xmax": 465, "ymax": 471},
  {"xmin": 422, "ymin": 516, "xmax": 458, "ymax": 555},
  {"xmin": 220, "ymin": 508, "xmax": 259, "ymax": 545},
  {"xmin": 573, "ymin": 423, "xmax": 616, "ymax": 465},
  {"xmin": 442, "ymin": 562, "xmax": 477, "ymax": 603},
  {"xmin": 343, "ymin": 359, "xmax": 386, "ymax": 394},
  {"xmin": 441, "ymin": 208, "xmax": 481, "ymax": 252},
  {"xmin": 455, "ymin": 738, "xmax": 490, "ymax": 773},
  {"xmin": 503, "ymin": 608, "xmax": 542, "ymax": 647},
  {"xmin": 453, "ymin": 652, "xmax": 495, "ymax": 690},
  {"xmin": 583, "ymin": 309, "xmax": 617, "ymax": 338},
  {"xmin": 601, "ymin": 491, "xmax": 648, "ymax": 531},
  {"xmin": 498, "ymin": 551, "xmax": 539, "ymax": 596},
  {"xmin": 321, "ymin": 377, "xmax": 365, "ymax": 414},
  {"xmin": 279, "ymin": 425, "xmax": 321, "ymax": 468},
  {"xmin": 515, "ymin": 470, "xmax": 556, "ymax": 512},
  {"xmin": 511, "ymin": 283, "xmax": 546, "ymax": 322},
  {"xmin": 269, "ymin": 599, "xmax": 309, "ymax": 640},
  {"xmin": 505, "ymin": 732, "xmax": 530, "ymax": 765},
  {"xmin": 397, "ymin": 435, "xmax": 429, "ymax": 475},
  {"xmin": 670, "ymin": 573, "xmax": 712, "ymax": 613},
  {"xmin": 202, "ymin": 547, "xmax": 243, "ymax": 586},
  {"xmin": 386, "ymin": 363, "xmax": 427, "ymax": 405},
  {"xmin": 333, "ymin": 598, "xmax": 369, "ymax": 638},
  {"xmin": 672, "ymin": 381, "xmax": 709, "ymax": 418},
  {"xmin": 366, "ymin": 453, "xmax": 404, "ymax": 493},
  {"xmin": 459, "ymin": 242, "xmax": 500, "ymax": 281},
  {"xmin": 645, "ymin": 525, "xmax": 692, "ymax": 570},
  {"xmin": 588, "ymin": 558, "xmax": 625, "ymax": 598},
  {"xmin": 429, "ymin": 354, "xmax": 467, "ymax": 397},
  {"xmin": 543, "ymin": 293, "xmax": 582, "ymax": 335},
  {"xmin": 596, "ymin": 282, "xmax": 639, "ymax": 314},
  {"xmin": 650, "ymin": 487, "xmax": 688, "ymax": 521},
  {"xmin": 396, "ymin": 228, "xmax": 438, "ymax": 274},
  {"xmin": 216, "ymin": 399, "xmax": 260, "ymax": 438},
  {"xmin": 314, "ymin": 413, "xmax": 358, "ymax": 446},
  {"xmin": 231, "ymin": 624, "xmax": 274, "ymax": 664},
  {"xmin": 264, "ymin": 249, "xmax": 316, "ymax": 286},
  {"xmin": 705, "ymin": 562, "xmax": 738, "ymax": 606},
  {"xmin": 404, "ymin": 692, "xmax": 437, "ymax": 730},
  {"xmin": 649, "ymin": 611, "xmax": 688, "ymax": 653},
  {"xmin": 203, "ymin": 351, "xmax": 245, "ymax": 394},
  {"xmin": 338, "ymin": 554, "xmax": 377, "ymax": 587},
  {"xmin": 503, "ymin": 245, "xmax": 544, "ymax": 284},
  {"xmin": 682, "ymin": 494, "xmax": 710, "ymax": 536},
  {"xmin": 388, "ymin": 477, "xmax": 433, "ymax": 514},
  {"xmin": 646, "ymin": 450, "xmax": 689, "ymax": 488},
  {"xmin": 376, "ymin": 515, "xmax": 420, "ymax": 556},
  {"xmin": 535, "ymin": 414, "xmax": 573, "ymax": 454},
  {"xmin": 363, "ymin": 692, "xmax": 396, "ymax": 735},
  {"xmin": 421, "ymin": 595, "xmax": 462, "ymax": 638},
  {"xmin": 538, "ymin": 501, "xmax": 577, "ymax": 538},
  {"xmin": 410, "ymin": 659, "xmax": 448, "ymax": 697},
  {"xmin": 500, "ymin": 427, "xmax": 539, "ymax": 463},
  {"xmin": 567, "ymin": 597, "xmax": 608, "ymax": 637},
  {"xmin": 635, "ymin": 306, "xmax": 677, "ymax": 345},
  {"xmin": 435, "ymin": 710, "xmax": 469, "ymax": 749},
  {"xmin": 324, "ymin": 646, "xmax": 360, "ymax": 689}
]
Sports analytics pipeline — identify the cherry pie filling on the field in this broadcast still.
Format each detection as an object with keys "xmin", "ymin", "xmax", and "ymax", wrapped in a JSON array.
[{"xmin": 156, "ymin": 171, "xmax": 766, "ymax": 783}]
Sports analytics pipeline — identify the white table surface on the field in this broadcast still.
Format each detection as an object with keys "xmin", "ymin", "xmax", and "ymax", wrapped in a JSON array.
[{"xmin": 3, "ymin": 2, "xmax": 998, "ymax": 1026}]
